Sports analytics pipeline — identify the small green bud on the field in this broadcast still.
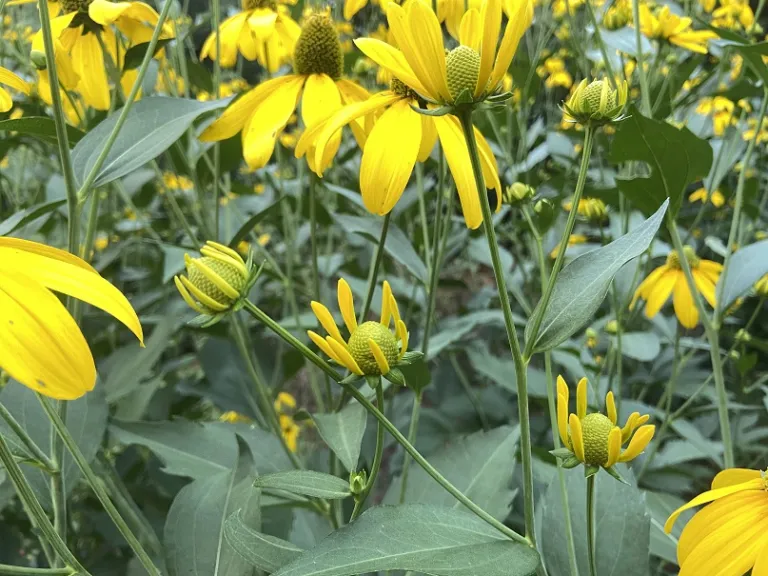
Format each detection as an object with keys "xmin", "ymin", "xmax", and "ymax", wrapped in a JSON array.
[
  {"xmin": 735, "ymin": 329, "xmax": 752, "ymax": 343},
  {"xmin": 503, "ymin": 182, "xmax": 535, "ymax": 204},
  {"xmin": 31, "ymin": 51, "xmax": 47, "ymax": 70},
  {"xmin": 349, "ymin": 470, "xmax": 367, "ymax": 496}
]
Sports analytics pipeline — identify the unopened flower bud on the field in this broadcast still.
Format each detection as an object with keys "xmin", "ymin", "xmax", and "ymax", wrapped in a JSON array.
[
  {"xmin": 503, "ymin": 182, "xmax": 535, "ymax": 204},
  {"xmin": 605, "ymin": 319, "xmax": 619, "ymax": 334},
  {"xmin": 586, "ymin": 328, "xmax": 599, "ymax": 349},
  {"xmin": 735, "ymin": 329, "xmax": 752, "ymax": 343},
  {"xmin": 31, "ymin": 50, "xmax": 47, "ymax": 70},
  {"xmin": 349, "ymin": 470, "xmax": 367, "ymax": 496},
  {"xmin": 563, "ymin": 78, "xmax": 628, "ymax": 125}
]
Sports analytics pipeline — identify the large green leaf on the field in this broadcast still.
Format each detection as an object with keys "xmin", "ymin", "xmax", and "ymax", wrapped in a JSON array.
[
  {"xmin": 538, "ymin": 469, "xmax": 650, "ymax": 576},
  {"xmin": 311, "ymin": 401, "xmax": 367, "ymax": 472},
  {"xmin": 525, "ymin": 200, "xmax": 668, "ymax": 353},
  {"xmin": 716, "ymin": 239, "xmax": 768, "ymax": 311},
  {"xmin": 71, "ymin": 97, "xmax": 228, "ymax": 189},
  {"xmin": 383, "ymin": 426, "xmax": 518, "ymax": 520},
  {"xmin": 0, "ymin": 200, "xmax": 66, "ymax": 236},
  {"xmin": 225, "ymin": 509, "xmax": 303, "ymax": 573},
  {"xmin": 254, "ymin": 471, "xmax": 350, "ymax": 500},
  {"xmin": 273, "ymin": 505, "xmax": 540, "ymax": 576},
  {"xmin": 610, "ymin": 108, "xmax": 712, "ymax": 217},
  {"xmin": 110, "ymin": 420, "xmax": 238, "ymax": 479},
  {"xmin": 0, "ymin": 117, "xmax": 85, "ymax": 146}
]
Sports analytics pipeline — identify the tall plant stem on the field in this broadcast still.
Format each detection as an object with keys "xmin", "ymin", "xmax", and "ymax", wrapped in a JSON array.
[
  {"xmin": 586, "ymin": 475, "xmax": 597, "ymax": 576},
  {"xmin": 398, "ymin": 391, "xmax": 422, "ymax": 503},
  {"xmin": 309, "ymin": 173, "xmax": 321, "ymax": 299},
  {"xmin": 241, "ymin": 300, "xmax": 530, "ymax": 546},
  {"xmin": 49, "ymin": 401, "xmax": 67, "ymax": 560},
  {"xmin": 632, "ymin": 0, "xmax": 652, "ymax": 116},
  {"xmin": 37, "ymin": 396, "xmax": 162, "ymax": 576},
  {"xmin": 351, "ymin": 383, "xmax": 385, "ymax": 519},
  {"xmin": 457, "ymin": 109, "xmax": 535, "ymax": 545},
  {"xmin": 211, "ymin": 0, "xmax": 221, "ymax": 238},
  {"xmin": 359, "ymin": 213, "xmax": 391, "ymax": 323},
  {"xmin": 0, "ymin": 431, "xmax": 89, "ymax": 575},
  {"xmin": 0, "ymin": 567, "xmax": 73, "ymax": 575}
]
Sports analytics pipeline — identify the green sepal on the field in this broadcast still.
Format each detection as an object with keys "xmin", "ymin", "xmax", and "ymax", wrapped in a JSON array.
[
  {"xmin": 550, "ymin": 448, "xmax": 575, "ymax": 459},
  {"xmin": 399, "ymin": 350, "xmax": 424, "ymax": 365},
  {"xmin": 453, "ymin": 88, "xmax": 475, "ymax": 105},
  {"xmin": 365, "ymin": 375, "xmax": 382, "ymax": 390},
  {"xmin": 584, "ymin": 465, "xmax": 600, "ymax": 478},
  {"xmin": 292, "ymin": 409, "xmax": 312, "ymax": 422},
  {"xmin": 384, "ymin": 367, "xmax": 405, "ymax": 387},
  {"xmin": 410, "ymin": 104, "xmax": 452, "ymax": 117},
  {"xmin": 604, "ymin": 466, "xmax": 630, "ymax": 485},
  {"xmin": 340, "ymin": 373, "xmax": 363, "ymax": 385},
  {"xmin": 560, "ymin": 455, "xmax": 582, "ymax": 469},
  {"xmin": 188, "ymin": 312, "xmax": 226, "ymax": 328}
]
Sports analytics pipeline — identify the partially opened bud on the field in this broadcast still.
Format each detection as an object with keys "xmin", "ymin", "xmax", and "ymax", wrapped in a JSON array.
[
  {"xmin": 563, "ymin": 78, "xmax": 629, "ymax": 126},
  {"xmin": 503, "ymin": 182, "xmax": 535, "ymax": 204}
]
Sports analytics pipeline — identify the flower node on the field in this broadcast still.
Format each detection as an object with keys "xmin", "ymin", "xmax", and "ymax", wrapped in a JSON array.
[
  {"xmin": 580, "ymin": 413, "xmax": 614, "ymax": 466},
  {"xmin": 294, "ymin": 14, "xmax": 343, "ymax": 80},
  {"xmin": 445, "ymin": 45, "xmax": 481, "ymax": 102},
  {"xmin": 348, "ymin": 321, "xmax": 399, "ymax": 375}
]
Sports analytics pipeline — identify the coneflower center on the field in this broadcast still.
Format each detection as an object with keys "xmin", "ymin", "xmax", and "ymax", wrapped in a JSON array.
[
  {"xmin": 60, "ymin": 0, "xmax": 92, "ymax": 13},
  {"xmin": 242, "ymin": 0, "xmax": 277, "ymax": 11},
  {"xmin": 666, "ymin": 245, "xmax": 701, "ymax": 269},
  {"xmin": 187, "ymin": 257, "xmax": 245, "ymax": 305},
  {"xmin": 390, "ymin": 78, "xmax": 419, "ymax": 100},
  {"xmin": 347, "ymin": 321, "xmax": 398, "ymax": 375},
  {"xmin": 293, "ymin": 14, "xmax": 343, "ymax": 80},
  {"xmin": 445, "ymin": 45, "xmax": 481, "ymax": 102},
  {"xmin": 580, "ymin": 413, "xmax": 615, "ymax": 467},
  {"xmin": 582, "ymin": 80, "xmax": 617, "ymax": 113}
]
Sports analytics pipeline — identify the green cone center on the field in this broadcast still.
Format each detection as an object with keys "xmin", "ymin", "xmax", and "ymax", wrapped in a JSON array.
[
  {"xmin": 187, "ymin": 256, "xmax": 245, "ymax": 306},
  {"xmin": 580, "ymin": 412, "xmax": 614, "ymax": 467},
  {"xmin": 446, "ymin": 45, "xmax": 481, "ymax": 102},
  {"xmin": 347, "ymin": 321, "xmax": 399, "ymax": 375}
]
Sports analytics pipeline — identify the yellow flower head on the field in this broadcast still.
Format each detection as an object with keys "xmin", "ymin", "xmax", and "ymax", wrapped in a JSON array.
[
  {"xmin": 219, "ymin": 410, "xmax": 252, "ymax": 423},
  {"xmin": 712, "ymin": 0, "xmax": 754, "ymax": 31},
  {"xmin": 308, "ymin": 279, "xmax": 409, "ymax": 378},
  {"xmin": 174, "ymin": 241, "xmax": 253, "ymax": 316},
  {"xmin": 630, "ymin": 246, "xmax": 722, "ymax": 329},
  {"xmin": 563, "ymin": 196, "xmax": 608, "ymax": 221},
  {"xmin": 696, "ymin": 96, "xmax": 736, "ymax": 136},
  {"xmin": 639, "ymin": 5, "xmax": 717, "ymax": 53},
  {"xmin": 550, "ymin": 233, "xmax": 588, "ymax": 259},
  {"xmin": 503, "ymin": 182, "xmax": 535, "ymax": 204},
  {"xmin": 563, "ymin": 78, "xmax": 628, "ymax": 125},
  {"xmin": 355, "ymin": 0, "xmax": 533, "ymax": 106},
  {"xmin": 274, "ymin": 392, "xmax": 301, "ymax": 452},
  {"xmin": 602, "ymin": 0, "xmax": 632, "ymax": 29},
  {"xmin": 0, "ymin": 67, "xmax": 31, "ymax": 113},
  {"xmin": 555, "ymin": 376, "xmax": 655, "ymax": 472},
  {"xmin": 664, "ymin": 468, "xmax": 768, "ymax": 574},
  {"xmin": 689, "ymin": 187, "xmax": 726, "ymax": 207},
  {"xmin": 755, "ymin": 274, "xmax": 768, "ymax": 296},
  {"xmin": 0, "ymin": 237, "xmax": 143, "ymax": 400},
  {"xmin": 536, "ymin": 56, "xmax": 573, "ymax": 89}
]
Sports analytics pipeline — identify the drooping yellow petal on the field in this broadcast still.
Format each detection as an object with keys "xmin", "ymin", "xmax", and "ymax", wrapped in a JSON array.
[
  {"xmin": 692, "ymin": 269, "xmax": 717, "ymax": 309},
  {"xmin": 576, "ymin": 376, "xmax": 587, "ymax": 420},
  {"xmin": 748, "ymin": 530, "xmax": 768, "ymax": 576},
  {"xmin": 711, "ymin": 469, "xmax": 763, "ymax": 490},
  {"xmin": 475, "ymin": 0, "xmax": 502, "ymax": 98},
  {"xmin": 0, "ymin": 273, "xmax": 96, "ymax": 400},
  {"xmin": 605, "ymin": 391, "xmax": 617, "ymax": 425},
  {"xmin": 644, "ymin": 269, "xmax": 677, "ymax": 318},
  {"xmin": 310, "ymin": 301, "xmax": 346, "ymax": 345},
  {"xmin": 0, "ymin": 87, "xmax": 11, "ymax": 113},
  {"xmin": 474, "ymin": 127, "xmax": 503, "ymax": 212},
  {"xmin": 605, "ymin": 426, "xmax": 622, "ymax": 468},
  {"xmin": 71, "ymin": 30, "xmax": 110, "ymax": 111},
  {"xmin": 353, "ymin": 38, "xmax": 430, "ymax": 97},
  {"xmin": 489, "ymin": 0, "xmax": 533, "ymax": 91},
  {"xmin": 618, "ymin": 424, "xmax": 654, "ymax": 463},
  {"xmin": 630, "ymin": 264, "xmax": 668, "ymax": 310},
  {"xmin": 308, "ymin": 330, "xmax": 341, "ymax": 364},
  {"xmin": 302, "ymin": 74, "xmax": 342, "ymax": 174},
  {"xmin": 201, "ymin": 12, "xmax": 249, "ymax": 68},
  {"xmin": 247, "ymin": 8, "xmax": 278, "ymax": 40},
  {"xmin": 360, "ymin": 99, "xmax": 421, "ymax": 216},
  {"xmin": 418, "ymin": 115, "xmax": 438, "ymax": 162},
  {"xmin": 569, "ymin": 414, "xmax": 585, "ymax": 462},
  {"xmin": 556, "ymin": 375, "xmax": 569, "ymax": 447},
  {"xmin": 396, "ymin": 319, "xmax": 408, "ymax": 359},
  {"xmin": 0, "ymin": 67, "xmax": 31, "ymax": 96},
  {"xmin": 336, "ymin": 79, "xmax": 374, "ymax": 148},
  {"xmin": 458, "ymin": 9, "xmax": 482, "ymax": 52},
  {"xmin": 327, "ymin": 336, "xmax": 364, "ymax": 375},
  {"xmin": 368, "ymin": 339, "xmax": 391, "ymax": 375},
  {"xmin": 338, "ymin": 278, "xmax": 358, "ymax": 335},
  {"xmin": 673, "ymin": 273, "xmax": 699, "ymax": 329}
]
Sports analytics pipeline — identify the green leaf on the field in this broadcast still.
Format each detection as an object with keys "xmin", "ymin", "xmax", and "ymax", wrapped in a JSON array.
[
  {"xmin": 645, "ymin": 492, "xmax": 688, "ymax": 565},
  {"xmin": 311, "ymin": 401, "xmax": 367, "ymax": 472},
  {"xmin": 109, "ymin": 419, "xmax": 238, "ymax": 479},
  {"xmin": 254, "ymin": 471, "xmax": 350, "ymax": 499},
  {"xmin": 227, "ymin": 195, "xmax": 290, "ymax": 248},
  {"xmin": 122, "ymin": 39, "xmax": 172, "ymax": 71},
  {"xmin": 424, "ymin": 310, "xmax": 526, "ymax": 357},
  {"xmin": 273, "ymin": 504, "xmax": 540, "ymax": 576},
  {"xmin": 716, "ymin": 239, "xmax": 768, "ymax": 311},
  {"xmin": 71, "ymin": 97, "xmax": 228, "ymax": 189},
  {"xmin": 610, "ymin": 107, "xmax": 712, "ymax": 217},
  {"xmin": 0, "ymin": 117, "xmax": 85, "ymax": 146},
  {"xmin": 0, "ymin": 199, "xmax": 66, "ymax": 236},
  {"xmin": 618, "ymin": 332, "xmax": 661, "ymax": 362},
  {"xmin": 225, "ymin": 509, "xmax": 303, "ymax": 573},
  {"xmin": 384, "ymin": 426, "xmax": 519, "ymax": 521},
  {"xmin": 161, "ymin": 244, "xmax": 189, "ymax": 285},
  {"xmin": 538, "ymin": 469, "xmax": 650, "ymax": 576},
  {"xmin": 335, "ymin": 214, "xmax": 428, "ymax": 284},
  {"xmin": 525, "ymin": 200, "xmax": 668, "ymax": 353}
]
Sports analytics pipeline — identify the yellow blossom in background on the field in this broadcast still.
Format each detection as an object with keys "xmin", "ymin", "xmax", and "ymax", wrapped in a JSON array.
[
  {"xmin": 602, "ymin": 0, "xmax": 632, "ymax": 29},
  {"xmin": 712, "ymin": 0, "xmax": 754, "ymax": 30},
  {"xmin": 639, "ymin": 5, "xmax": 717, "ymax": 53},
  {"xmin": 274, "ymin": 392, "xmax": 301, "ymax": 451},
  {"xmin": 163, "ymin": 172, "xmax": 194, "ymax": 191},
  {"xmin": 555, "ymin": 376, "xmax": 654, "ymax": 470},
  {"xmin": 743, "ymin": 116, "xmax": 768, "ymax": 142},
  {"xmin": 755, "ymin": 274, "xmax": 768, "ymax": 296},
  {"xmin": 219, "ymin": 410, "xmax": 252, "ymax": 423},
  {"xmin": 0, "ymin": 237, "xmax": 143, "ymax": 399},
  {"xmin": 93, "ymin": 234, "xmax": 110, "ymax": 252},
  {"xmin": 630, "ymin": 246, "xmax": 722, "ymax": 329},
  {"xmin": 689, "ymin": 187, "xmax": 725, "ymax": 207},
  {"xmin": 699, "ymin": 0, "xmax": 716, "ymax": 11},
  {"xmin": 308, "ymin": 279, "xmax": 409, "ymax": 377},
  {"xmin": 552, "ymin": 0, "xmax": 584, "ymax": 18},
  {"xmin": 537, "ymin": 56, "xmax": 573, "ymax": 89},
  {"xmin": 0, "ymin": 68, "xmax": 30, "ymax": 113},
  {"xmin": 563, "ymin": 197, "xmax": 607, "ymax": 220},
  {"xmin": 665, "ymin": 468, "xmax": 768, "ymax": 575},
  {"xmin": 696, "ymin": 96, "xmax": 736, "ymax": 135},
  {"xmin": 550, "ymin": 234, "xmax": 587, "ymax": 259}
]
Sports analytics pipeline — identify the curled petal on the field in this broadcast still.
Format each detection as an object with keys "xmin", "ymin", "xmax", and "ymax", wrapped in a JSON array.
[
  {"xmin": 606, "ymin": 426, "xmax": 622, "ymax": 468},
  {"xmin": 576, "ymin": 376, "xmax": 588, "ymax": 420},
  {"xmin": 606, "ymin": 391, "xmax": 617, "ymax": 425},
  {"xmin": 618, "ymin": 424, "xmax": 655, "ymax": 463},
  {"xmin": 569, "ymin": 414, "xmax": 585, "ymax": 463},
  {"xmin": 338, "ymin": 279, "xmax": 358, "ymax": 335},
  {"xmin": 368, "ymin": 339, "xmax": 390, "ymax": 375}
]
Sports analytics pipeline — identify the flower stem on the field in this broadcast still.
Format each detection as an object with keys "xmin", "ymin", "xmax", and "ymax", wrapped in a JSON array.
[
  {"xmin": 211, "ymin": 0, "xmax": 221, "ymax": 239},
  {"xmin": 398, "ymin": 391, "xmax": 422, "ymax": 503},
  {"xmin": 586, "ymin": 475, "xmax": 597, "ymax": 576},
  {"xmin": 49, "ymin": 402, "xmax": 67, "ymax": 561},
  {"xmin": 457, "ymin": 109, "xmax": 536, "ymax": 545},
  {"xmin": 241, "ymin": 300, "xmax": 530, "ymax": 546},
  {"xmin": 359, "ymin": 212, "xmax": 391, "ymax": 323},
  {"xmin": 309, "ymin": 172, "xmax": 321, "ymax": 299},
  {"xmin": 37, "ymin": 395, "xmax": 162, "ymax": 576},
  {"xmin": 524, "ymin": 126, "xmax": 594, "ymax": 359},
  {"xmin": 0, "ymin": 566, "xmax": 73, "ymax": 575},
  {"xmin": 351, "ymin": 382, "xmax": 385, "ymax": 520},
  {"xmin": 632, "ymin": 0, "xmax": 652, "ymax": 116},
  {"xmin": 0, "ymin": 402, "xmax": 55, "ymax": 472}
]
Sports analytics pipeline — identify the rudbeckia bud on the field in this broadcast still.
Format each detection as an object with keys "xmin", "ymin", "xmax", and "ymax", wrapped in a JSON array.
[
  {"xmin": 503, "ymin": 182, "xmax": 535, "ymax": 204},
  {"xmin": 348, "ymin": 321, "xmax": 399, "ymax": 375},
  {"xmin": 735, "ymin": 329, "xmax": 752, "ymax": 343},
  {"xmin": 605, "ymin": 319, "xmax": 619, "ymax": 334},
  {"xmin": 294, "ymin": 14, "xmax": 343, "ymax": 80},
  {"xmin": 755, "ymin": 274, "xmax": 768, "ymax": 296},
  {"xmin": 563, "ymin": 78, "xmax": 628, "ymax": 125},
  {"xmin": 580, "ymin": 413, "xmax": 615, "ymax": 467},
  {"xmin": 31, "ymin": 50, "xmax": 47, "ymax": 70},
  {"xmin": 582, "ymin": 198, "xmax": 608, "ymax": 222},
  {"xmin": 446, "ymin": 45, "xmax": 481, "ymax": 103},
  {"xmin": 349, "ymin": 470, "xmax": 367, "ymax": 496},
  {"xmin": 585, "ymin": 328, "xmax": 599, "ymax": 349}
]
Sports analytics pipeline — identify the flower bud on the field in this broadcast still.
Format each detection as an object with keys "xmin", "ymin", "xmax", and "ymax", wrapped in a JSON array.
[
  {"xmin": 503, "ymin": 182, "xmax": 535, "ymax": 204},
  {"xmin": 605, "ymin": 319, "xmax": 619, "ymax": 334},
  {"xmin": 31, "ymin": 50, "xmax": 47, "ymax": 70},
  {"xmin": 735, "ymin": 329, "xmax": 752, "ymax": 343},
  {"xmin": 582, "ymin": 198, "xmax": 608, "ymax": 222},
  {"xmin": 563, "ymin": 78, "xmax": 628, "ymax": 125},
  {"xmin": 585, "ymin": 328, "xmax": 599, "ymax": 349},
  {"xmin": 349, "ymin": 470, "xmax": 367, "ymax": 495}
]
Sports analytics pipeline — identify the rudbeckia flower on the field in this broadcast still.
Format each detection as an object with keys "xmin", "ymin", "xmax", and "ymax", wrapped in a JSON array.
[
  {"xmin": 354, "ymin": 0, "xmax": 533, "ymax": 106},
  {"xmin": 0, "ymin": 237, "xmax": 143, "ymax": 400},
  {"xmin": 562, "ymin": 196, "xmax": 607, "ymax": 222},
  {"xmin": 536, "ymin": 56, "xmax": 573, "ymax": 89},
  {"xmin": 201, "ymin": 0, "xmax": 300, "ymax": 72},
  {"xmin": 689, "ymin": 187, "xmax": 726, "ymax": 207},
  {"xmin": 631, "ymin": 246, "xmax": 722, "ymax": 329},
  {"xmin": 308, "ymin": 279, "xmax": 409, "ymax": 377},
  {"xmin": 294, "ymin": 76, "xmax": 502, "ymax": 228},
  {"xmin": 200, "ymin": 13, "xmax": 369, "ymax": 172},
  {"xmin": 0, "ymin": 67, "xmax": 30, "ymax": 112},
  {"xmin": 638, "ymin": 5, "xmax": 717, "ymax": 54},
  {"xmin": 555, "ymin": 376, "xmax": 655, "ymax": 474},
  {"xmin": 696, "ymin": 96, "xmax": 736, "ymax": 136},
  {"xmin": 665, "ymin": 468, "xmax": 768, "ymax": 576},
  {"xmin": 549, "ymin": 233, "xmax": 588, "ymax": 259}
]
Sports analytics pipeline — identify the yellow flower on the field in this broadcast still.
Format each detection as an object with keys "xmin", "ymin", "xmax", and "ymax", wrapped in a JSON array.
[
  {"xmin": 689, "ymin": 187, "xmax": 725, "ymax": 207},
  {"xmin": 555, "ymin": 375, "xmax": 655, "ymax": 471},
  {"xmin": 308, "ymin": 279, "xmax": 409, "ymax": 377},
  {"xmin": 664, "ymin": 468, "xmax": 768, "ymax": 575},
  {"xmin": 743, "ymin": 116, "xmax": 768, "ymax": 143},
  {"xmin": 563, "ymin": 197, "xmax": 608, "ymax": 221},
  {"xmin": 549, "ymin": 233, "xmax": 587, "ymax": 258},
  {"xmin": 200, "ymin": 13, "xmax": 370, "ymax": 172},
  {"xmin": 355, "ymin": 0, "xmax": 533, "ymax": 106},
  {"xmin": 0, "ymin": 67, "xmax": 30, "ymax": 113},
  {"xmin": 696, "ymin": 96, "xmax": 735, "ymax": 135},
  {"xmin": 0, "ymin": 237, "xmax": 143, "ymax": 399},
  {"xmin": 273, "ymin": 391, "xmax": 301, "ymax": 451},
  {"xmin": 639, "ymin": 5, "xmax": 717, "ymax": 53},
  {"xmin": 755, "ymin": 274, "xmax": 768, "ymax": 296},
  {"xmin": 630, "ymin": 246, "xmax": 722, "ymax": 329},
  {"xmin": 552, "ymin": 0, "xmax": 584, "ymax": 18},
  {"xmin": 712, "ymin": 0, "xmax": 754, "ymax": 30},
  {"xmin": 219, "ymin": 410, "xmax": 252, "ymax": 423},
  {"xmin": 563, "ymin": 78, "xmax": 628, "ymax": 125},
  {"xmin": 201, "ymin": 0, "xmax": 300, "ymax": 73},
  {"xmin": 536, "ymin": 56, "xmax": 573, "ymax": 89},
  {"xmin": 295, "ymin": 76, "xmax": 502, "ymax": 228}
]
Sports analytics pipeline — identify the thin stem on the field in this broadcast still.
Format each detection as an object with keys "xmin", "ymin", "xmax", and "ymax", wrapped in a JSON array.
[
  {"xmin": 457, "ymin": 109, "xmax": 535, "ymax": 545},
  {"xmin": 309, "ymin": 173, "xmax": 321, "ymax": 299},
  {"xmin": 524, "ymin": 127, "xmax": 594, "ymax": 359},
  {"xmin": 351, "ymin": 383, "xmax": 385, "ymax": 520},
  {"xmin": 415, "ymin": 163, "xmax": 432, "ymax": 271},
  {"xmin": 398, "ymin": 391, "xmax": 423, "ymax": 503},
  {"xmin": 211, "ymin": 0, "xmax": 221, "ymax": 238},
  {"xmin": 586, "ymin": 475, "xmax": 597, "ymax": 576},
  {"xmin": 37, "ymin": 395, "xmax": 162, "ymax": 576},
  {"xmin": 359, "ymin": 212, "xmax": 391, "ymax": 323},
  {"xmin": 0, "ymin": 431, "xmax": 89, "ymax": 575},
  {"xmin": 0, "ymin": 402, "xmax": 55, "ymax": 471},
  {"xmin": 241, "ymin": 300, "xmax": 530, "ymax": 546},
  {"xmin": 0, "ymin": 567, "xmax": 72, "ymax": 575},
  {"xmin": 632, "ymin": 0, "xmax": 652, "ymax": 116},
  {"xmin": 49, "ymin": 402, "xmax": 67, "ymax": 558}
]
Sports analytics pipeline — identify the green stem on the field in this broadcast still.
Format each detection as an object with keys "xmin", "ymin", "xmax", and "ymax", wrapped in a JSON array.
[
  {"xmin": 351, "ymin": 383, "xmax": 385, "ymax": 519},
  {"xmin": 586, "ymin": 475, "xmax": 597, "ymax": 576},
  {"xmin": 309, "ymin": 173, "xmax": 321, "ymax": 299},
  {"xmin": 211, "ymin": 0, "xmax": 221, "ymax": 238},
  {"xmin": 0, "ymin": 567, "xmax": 72, "ymax": 575},
  {"xmin": 632, "ymin": 0, "xmax": 652, "ymax": 116},
  {"xmin": 37, "ymin": 395, "xmax": 162, "ymax": 576},
  {"xmin": 0, "ymin": 402, "xmax": 55, "ymax": 471},
  {"xmin": 398, "ymin": 391, "xmax": 423, "ymax": 503},
  {"xmin": 49, "ymin": 402, "xmax": 67, "ymax": 559},
  {"xmin": 457, "ymin": 109, "xmax": 535, "ymax": 545},
  {"xmin": 0, "ymin": 431, "xmax": 89, "ymax": 575},
  {"xmin": 241, "ymin": 300, "xmax": 530, "ymax": 546},
  {"xmin": 524, "ymin": 127, "xmax": 594, "ymax": 360},
  {"xmin": 359, "ymin": 212, "xmax": 391, "ymax": 323}
]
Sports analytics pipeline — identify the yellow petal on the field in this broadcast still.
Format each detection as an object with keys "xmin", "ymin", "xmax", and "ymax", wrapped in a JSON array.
[
  {"xmin": 711, "ymin": 468, "xmax": 763, "ymax": 490},
  {"xmin": 673, "ymin": 273, "xmax": 699, "ymax": 329},
  {"xmin": 71, "ymin": 31, "xmax": 110, "ymax": 111},
  {"xmin": 396, "ymin": 319, "xmax": 408, "ymax": 359},
  {"xmin": 404, "ymin": 1, "xmax": 450, "ymax": 101},
  {"xmin": 327, "ymin": 336, "xmax": 364, "ymax": 375},
  {"xmin": 0, "ymin": 67, "xmax": 30, "ymax": 95},
  {"xmin": 556, "ymin": 375, "xmax": 569, "ymax": 447},
  {"xmin": 692, "ymin": 269, "xmax": 717, "ymax": 309},
  {"xmin": 605, "ymin": 391, "xmax": 617, "ymax": 425},
  {"xmin": 0, "ymin": 272, "xmax": 96, "ymax": 400},
  {"xmin": 475, "ymin": 0, "xmax": 502, "ymax": 97},
  {"xmin": 475, "ymin": 127, "xmax": 502, "ymax": 212},
  {"xmin": 418, "ymin": 115, "xmax": 438, "ymax": 162},
  {"xmin": 360, "ymin": 99, "xmax": 421, "ymax": 215},
  {"xmin": 308, "ymin": 330, "xmax": 341, "ymax": 364},
  {"xmin": 576, "ymin": 376, "xmax": 587, "ymax": 419},
  {"xmin": 618, "ymin": 424, "xmax": 655, "ymax": 463},
  {"xmin": 489, "ymin": 0, "xmax": 533, "ymax": 91},
  {"xmin": 380, "ymin": 280, "xmax": 393, "ymax": 326},
  {"xmin": 338, "ymin": 278, "xmax": 358, "ymax": 335},
  {"xmin": 569, "ymin": 414, "xmax": 585, "ymax": 462},
  {"xmin": 0, "ymin": 87, "xmax": 11, "ymax": 113},
  {"xmin": 630, "ymin": 264, "xmax": 668, "ymax": 310},
  {"xmin": 747, "ymin": 528, "xmax": 768, "ymax": 576},
  {"xmin": 344, "ymin": 0, "xmax": 368, "ymax": 20},
  {"xmin": 336, "ymin": 78, "xmax": 374, "ymax": 147},
  {"xmin": 201, "ymin": 12, "xmax": 249, "ymax": 67},
  {"xmin": 644, "ymin": 269, "xmax": 677, "ymax": 318},
  {"xmin": 387, "ymin": 287, "xmax": 401, "ymax": 327},
  {"xmin": 174, "ymin": 276, "xmax": 207, "ymax": 314},
  {"xmin": 247, "ymin": 8, "xmax": 278, "ymax": 39},
  {"xmin": 459, "ymin": 9, "xmax": 482, "ymax": 52},
  {"xmin": 301, "ymin": 74, "xmax": 342, "ymax": 174},
  {"xmin": 310, "ymin": 301, "xmax": 346, "ymax": 345},
  {"xmin": 353, "ymin": 38, "xmax": 430, "ymax": 97},
  {"xmin": 620, "ymin": 412, "xmax": 639, "ymax": 443},
  {"xmin": 606, "ymin": 426, "xmax": 622, "ymax": 468},
  {"xmin": 180, "ymin": 276, "xmax": 228, "ymax": 312},
  {"xmin": 368, "ymin": 339, "xmax": 390, "ymax": 374}
]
